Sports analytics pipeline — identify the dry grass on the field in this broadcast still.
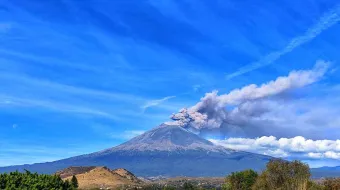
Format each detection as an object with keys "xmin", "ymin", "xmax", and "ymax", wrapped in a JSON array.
[{"xmin": 63, "ymin": 167, "xmax": 141, "ymax": 189}]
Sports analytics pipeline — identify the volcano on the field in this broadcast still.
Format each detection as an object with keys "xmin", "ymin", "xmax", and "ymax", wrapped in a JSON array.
[{"xmin": 0, "ymin": 124, "xmax": 271, "ymax": 177}]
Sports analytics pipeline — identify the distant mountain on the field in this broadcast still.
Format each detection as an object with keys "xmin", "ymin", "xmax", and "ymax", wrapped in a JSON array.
[
  {"xmin": 0, "ymin": 124, "xmax": 271, "ymax": 177},
  {"xmin": 311, "ymin": 166, "xmax": 340, "ymax": 178}
]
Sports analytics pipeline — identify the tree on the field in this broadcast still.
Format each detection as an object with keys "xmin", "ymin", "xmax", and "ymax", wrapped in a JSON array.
[
  {"xmin": 183, "ymin": 182, "xmax": 196, "ymax": 190},
  {"xmin": 221, "ymin": 182, "xmax": 232, "ymax": 190},
  {"xmin": 163, "ymin": 185, "xmax": 176, "ymax": 190},
  {"xmin": 252, "ymin": 159, "xmax": 310, "ymax": 190},
  {"xmin": 223, "ymin": 169, "xmax": 258, "ymax": 190},
  {"xmin": 0, "ymin": 170, "xmax": 77, "ymax": 189},
  {"xmin": 71, "ymin": 175, "xmax": 79, "ymax": 189},
  {"xmin": 64, "ymin": 179, "xmax": 72, "ymax": 189}
]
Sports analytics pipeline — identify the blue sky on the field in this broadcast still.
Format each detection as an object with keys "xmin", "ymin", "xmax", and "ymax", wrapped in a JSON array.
[{"xmin": 1, "ymin": 0, "xmax": 340, "ymax": 167}]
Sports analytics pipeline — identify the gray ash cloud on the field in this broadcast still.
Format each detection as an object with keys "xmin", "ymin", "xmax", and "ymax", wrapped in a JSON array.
[{"xmin": 166, "ymin": 61, "xmax": 329, "ymax": 138}]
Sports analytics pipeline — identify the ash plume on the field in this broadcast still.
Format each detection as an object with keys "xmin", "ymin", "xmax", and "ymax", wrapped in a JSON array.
[{"xmin": 166, "ymin": 61, "xmax": 329, "ymax": 137}]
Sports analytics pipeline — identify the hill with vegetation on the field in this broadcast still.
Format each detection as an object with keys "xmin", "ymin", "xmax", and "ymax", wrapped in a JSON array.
[
  {"xmin": 2, "ymin": 160, "xmax": 340, "ymax": 189},
  {"xmin": 141, "ymin": 160, "xmax": 340, "ymax": 190},
  {"xmin": 58, "ymin": 166, "xmax": 142, "ymax": 189}
]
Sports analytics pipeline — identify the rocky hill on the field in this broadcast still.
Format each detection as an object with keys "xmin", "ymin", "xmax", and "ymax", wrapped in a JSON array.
[
  {"xmin": 58, "ymin": 166, "xmax": 142, "ymax": 189},
  {"xmin": 55, "ymin": 166, "xmax": 96, "ymax": 178}
]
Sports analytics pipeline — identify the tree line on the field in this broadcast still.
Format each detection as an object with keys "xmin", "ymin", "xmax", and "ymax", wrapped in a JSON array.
[
  {"xmin": 223, "ymin": 159, "xmax": 340, "ymax": 190},
  {"xmin": 2, "ymin": 160, "xmax": 340, "ymax": 190},
  {"xmin": 0, "ymin": 170, "xmax": 78, "ymax": 190}
]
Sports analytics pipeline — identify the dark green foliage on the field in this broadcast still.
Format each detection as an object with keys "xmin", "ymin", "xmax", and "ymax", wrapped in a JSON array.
[
  {"xmin": 183, "ymin": 182, "xmax": 196, "ymax": 190},
  {"xmin": 71, "ymin": 175, "xmax": 78, "ymax": 189},
  {"xmin": 140, "ymin": 183, "xmax": 201, "ymax": 190},
  {"xmin": 162, "ymin": 185, "xmax": 176, "ymax": 190},
  {"xmin": 63, "ymin": 180, "xmax": 72, "ymax": 189},
  {"xmin": 223, "ymin": 169, "xmax": 258, "ymax": 190},
  {"xmin": 0, "ymin": 170, "xmax": 77, "ymax": 190},
  {"xmin": 140, "ymin": 184, "xmax": 164, "ymax": 190},
  {"xmin": 221, "ymin": 182, "xmax": 232, "ymax": 190}
]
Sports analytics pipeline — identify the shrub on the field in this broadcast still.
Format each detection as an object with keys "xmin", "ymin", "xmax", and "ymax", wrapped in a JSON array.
[
  {"xmin": 183, "ymin": 182, "xmax": 196, "ymax": 190},
  {"xmin": 71, "ymin": 175, "xmax": 78, "ymax": 189},
  {"xmin": 224, "ymin": 169, "xmax": 258, "ymax": 190},
  {"xmin": 163, "ymin": 185, "xmax": 176, "ymax": 190},
  {"xmin": 252, "ymin": 159, "xmax": 310, "ymax": 190},
  {"xmin": 323, "ymin": 177, "xmax": 340, "ymax": 190},
  {"xmin": 0, "ymin": 170, "xmax": 76, "ymax": 189},
  {"xmin": 307, "ymin": 180, "xmax": 324, "ymax": 190}
]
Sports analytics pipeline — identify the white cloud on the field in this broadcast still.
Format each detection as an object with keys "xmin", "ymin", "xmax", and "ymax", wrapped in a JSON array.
[
  {"xmin": 141, "ymin": 96, "xmax": 176, "ymax": 111},
  {"xmin": 308, "ymin": 152, "xmax": 340, "ymax": 159},
  {"xmin": 264, "ymin": 149, "xmax": 289, "ymax": 158},
  {"xmin": 210, "ymin": 136, "xmax": 340, "ymax": 160},
  {"xmin": 226, "ymin": 4, "xmax": 340, "ymax": 79},
  {"xmin": 324, "ymin": 151, "xmax": 340, "ymax": 159},
  {"xmin": 308, "ymin": 152, "xmax": 323, "ymax": 159}
]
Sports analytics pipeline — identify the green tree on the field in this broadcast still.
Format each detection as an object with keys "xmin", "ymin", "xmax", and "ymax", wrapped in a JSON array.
[
  {"xmin": 224, "ymin": 169, "xmax": 258, "ymax": 190},
  {"xmin": 252, "ymin": 159, "xmax": 310, "ymax": 190},
  {"xmin": 0, "ymin": 170, "xmax": 77, "ymax": 189},
  {"xmin": 183, "ymin": 182, "xmax": 196, "ymax": 190},
  {"xmin": 64, "ymin": 179, "xmax": 72, "ymax": 189},
  {"xmin": 221, "ymin": 182, "xmax": 232, "ymax": 190},
  {"xmin": 71, "ymin": 175, "xmax": 78, "ymax": 189},
  {"xmin": 163, "ymin": 185, "xmax": 176, "ymax": 190}
]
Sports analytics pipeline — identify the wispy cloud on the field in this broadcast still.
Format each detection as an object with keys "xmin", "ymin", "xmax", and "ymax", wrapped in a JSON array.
[
  {"xmin": 193, "ymin": 84, "xmax": 202, "ymax": 92},
  {"xmin": 226, "ymin": 4, "xmax": 340, "ymax": 79},
  {"xmin": 0, "ymin": 73, "xmax": 145, "ymax": 103},
  {"xmin": 0, "ymin": 94, "xmax": 120, "ymax": 119},
  {"xmin": 111, "ymin": 130, "xmax": 145, "ymax": 140},
  {"xmin": 141, "ymin": 96, "xmax": 176, "ymax": 111}
]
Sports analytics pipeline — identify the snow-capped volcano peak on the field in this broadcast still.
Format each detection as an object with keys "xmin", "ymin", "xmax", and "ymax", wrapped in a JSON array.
[{"xmin": 104, "ymin": 124, "xmax": 234, "ymax": 153}]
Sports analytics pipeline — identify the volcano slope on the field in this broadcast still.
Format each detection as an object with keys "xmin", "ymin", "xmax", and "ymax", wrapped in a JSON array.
[{"xmin": 0, "ymin": 124, "xmax": 272, "ymax": 177}]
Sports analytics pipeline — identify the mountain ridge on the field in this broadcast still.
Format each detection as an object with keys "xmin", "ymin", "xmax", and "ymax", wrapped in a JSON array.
[{"xmin": 0, "ymin": 124, "xmax": 272, "ymax": 177}]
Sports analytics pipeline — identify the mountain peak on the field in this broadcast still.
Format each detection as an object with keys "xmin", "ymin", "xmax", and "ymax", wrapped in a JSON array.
[
  {"xmin": 101, "ymin": 124, "xmax": 234, "ymax": 153},
  {"xmin": 0, "ymin": 123, "xmax": 272, "ymax": 177}
]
